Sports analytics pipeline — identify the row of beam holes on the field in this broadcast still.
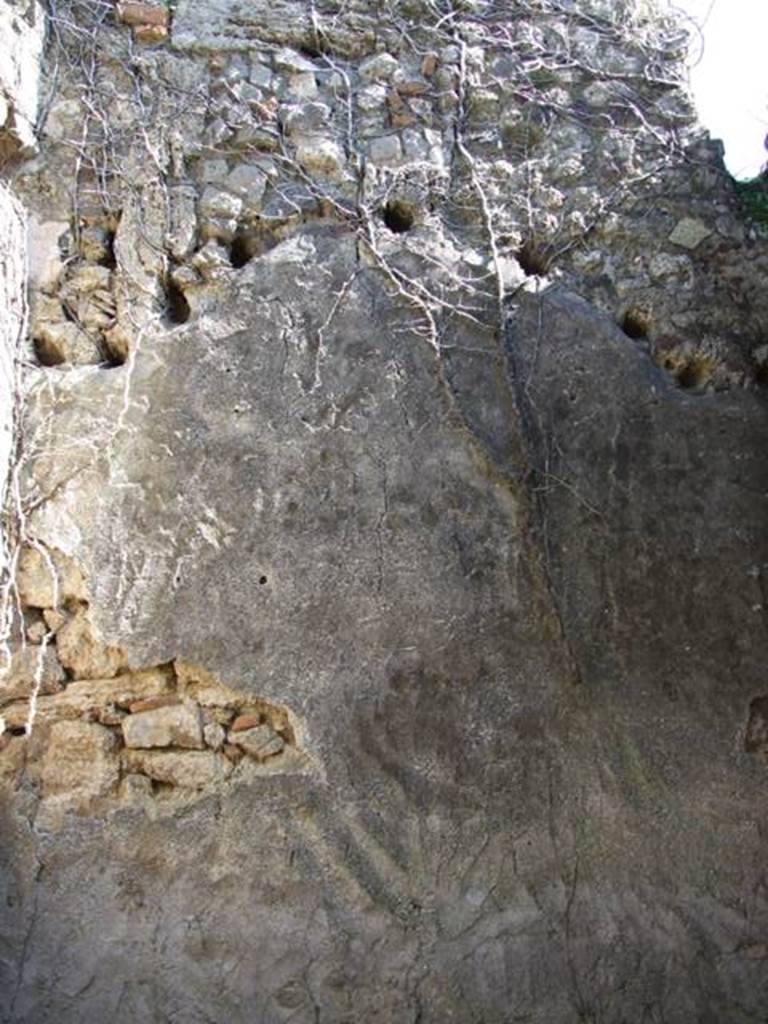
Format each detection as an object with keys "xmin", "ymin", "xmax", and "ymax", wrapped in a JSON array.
[
  {"xmin": 620, "ymin": 307, "xmax": 719, "ymax": 391},
  {"xmin": 165, "ymin": 201, "xmax": 418, "ymax": 322}
]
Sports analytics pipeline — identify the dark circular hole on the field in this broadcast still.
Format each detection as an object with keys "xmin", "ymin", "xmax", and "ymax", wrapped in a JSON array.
[
  {"xmin": 259, "ymin": 575, "xmax": 268, "ymax": 585},
  {"xmin": 621, "ymin": 308, "xmax": 650, "ymax": 340},
  {"xmin": 165, "ymin": 280, "xmax": 191, "ymax": 324},
  {"xmin": 229, "ymin": 234, "xmax": 254, "ymax": 268},
  {"xmin": 383, "ymin": 200, "xmax": 416, "ymax": 234},
  {"xmin": 516, "ymin": 242, "xmax": 551, "ymax": 277},
  {"xmin": 100, "ymin": 230, "xmax": 117, "ymax": 270},
  {"xmin": 33, "ymin": 335, "xmax": 66, "ymax": 367}
]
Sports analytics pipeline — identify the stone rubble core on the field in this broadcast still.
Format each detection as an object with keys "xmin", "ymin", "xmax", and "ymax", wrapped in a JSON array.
[
  {"xmin": 15, "ymin": 0, "xmax": 768, "ymax": 392},
  {"xmin": 0, "ymin": 544, "xmax": 310, "ymax": 831}
]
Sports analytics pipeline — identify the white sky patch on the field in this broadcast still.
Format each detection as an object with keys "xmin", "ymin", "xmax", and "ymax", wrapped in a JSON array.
[{"xmin": 669, "ymin": 0, "xmax": 768, "ymax": 178}]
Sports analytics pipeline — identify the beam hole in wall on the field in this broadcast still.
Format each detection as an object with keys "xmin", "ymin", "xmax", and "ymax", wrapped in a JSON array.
[
  {"xmin": 33, "ymin": 334, "xmax": 66, "ymax": 367},
  {"xmin": 103, "ymin": 340, "xmax": 128, "ymax": 368},
  {"xmin": 165, "ymin": 279, "xmax": 191, "ymax": 325},
  {"xmin": 383, "ymin": 199, "xmax": 416, "ymax": 234},
  {"xmin": 516, "ymin": 241, "xmax": 551, "ymax": 277},
  {"xmin": 229, "ymin": 233, "xmax": 255, "ymax": 268},
  {"xmin": 100, "ymin": 228, "xmax": 117, "ymax": 270},
  {"xmin": 621, "ymin": 307, "xmax": 651, "ymax": 340}
]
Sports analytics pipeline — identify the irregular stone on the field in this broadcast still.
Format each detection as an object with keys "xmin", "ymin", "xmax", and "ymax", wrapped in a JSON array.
[
  {"xmin": 123, "ymin": 749, "xmax": 233, "ymax": 788},
  {"xmin": 367, "ymin": 133, "xmax": 402, "ymax": 165},
  {"xmin": 199, "ymin": 186, "xmax": 243, "ymax": 220},
  {"xmin": 16, "ymin": 546, "xmax": 87, "ymax": 609},
  {"xmin": 203, "ymin": 721, "xmax": 225, "ymax": 750},
  {"xmin": 359, "ymin": 53, "xmax": 399, "ymax": 82},
  {"xmin": 42, "ymin": 609, "xmax": 67, "ymax": 632},
  {"xmin": 55, "ymin": 606, "xmax": 128, "ymax": 680},
  {"xmin": 133, "ymin": 24, "xmax": 169, "ymax": 44},
  {"xmin": 273, "ymin": 48, "xmax": 317, "ymax": 75},
  {"xmin": 250, "ymin": 61, "xmax": 273, "ymax": 89},
  {"xmin": 122, "ymin": 703, "xmax": 204, "ymax": 749},
  {"xmin": 287, "ymin": 73, "xmax": 317, "ymax": 100},
  {"xmin": 0, "ymin": 645, "xmax": 65, "ymax": 703},
  {"xmin": 295, "ymin": 138, "xmax": 346, "ymax": 181},
  {"xmin": 78, "ymin": 226, "xmax": 112, "ymax": 263},
  {"xmin": 116, "ymin": 2, "xmax": 168, "ymax": 28},
  {"xmin": 25, "ymin": 614, "xmax": 48, "ymax": 644},
  {"xmin": 199, "ymin": 158, "xmax": 229, "ymax": 183},
  {"xmin": 40, "ymin": 720, "xmax": 119, "ymax": 799},
  {"xmin": 392, "ymin": 111, "xmax": 416, "ymax": 130},
  {"xmin": 281, "ymin": 101, "xmax": 330, "ymax": 137},
  {"xmin": 230, "ymin": 723, "xmax": 284, "ymax": 760},
  {"xmin": 0, "ymin": 735, "xmax": 26, "ymax": 783},
  {"xmin": 668, "ymin": 217, "xmax": 712, "ymax": 250},
  {"xmin": 120, "ymin": 773, "xmax": 154, "ymax": 801},
  {"xmin": 27, "ymin": 219, "xmax": 68, "ymax": 291},
  {"xmin": 224, "ymin": 164, "xmax": 267, "ymax": 211},
  {"xmin": 191, "ymin": 240, "xmax": 231, "ymax": 280},
  {"xmin": 397, "ymin": 80, "xmax": 428, "ymax": 97},
  {"xmin": 168, "ymin": 184, "xmax": 198, "ymax": 259}
]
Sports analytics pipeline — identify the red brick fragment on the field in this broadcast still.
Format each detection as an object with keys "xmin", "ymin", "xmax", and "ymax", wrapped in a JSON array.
[
  {"xmin": 230, "ymin": 713, "xmax": 261, "ymax": 733},
  {"xmin": 128, "ymin": 694, "xmax": 180, "ymax": 714}
]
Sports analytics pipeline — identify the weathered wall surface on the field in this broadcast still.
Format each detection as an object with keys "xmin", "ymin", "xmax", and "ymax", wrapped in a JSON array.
[{"xmin": 1, "ymin": 0, "xmax": 768, "ymax": 1021}]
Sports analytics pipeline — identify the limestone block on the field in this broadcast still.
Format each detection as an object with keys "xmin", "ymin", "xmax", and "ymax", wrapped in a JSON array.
[
  {"xmin": 116, "ymin": 2, "xmax": 169, "ymax": 27},
  {"xmin": 250, "ymin": 62, "xmax": 273, "ymax": 89},
  {"xmin": 358, "ymin": 85, "xmax": 387, "ymax": 113},
  {"xmin": 122, "ymin": 703, "xmax": 204, "ymax": 749},
  {"xmin": 123, "ymin": 749, "xmax": 233, "ymax": 788},
  {"xmin": 27, "ymin": 219, "xmax": 67, "ymax": 291},
  {"xmin": 359, "ymin": 53, "xmax": 399, "ymax": 82},
  {"xmin": 287, "ymin": 73, "xmax": 318, "ymax": 100},
  {"xmin": 203, "ymin": 721, "xmax": 226, "ymax": 750},
  {"xmin": 230, "ymin": 723, "xmax": 284, "ymax": 760},
  {"xmin": 0, "ymin": 645, "xmax": 65, "ymax": 702},
  {"xmin": 56, "ymin": 607, "xmax": 128, "ymax": 680},
  {"xmin": 199, "ymin": 158, "xmax": 229, "ymax": 183},
  {"xmin": 52, "ymin": 668, "xmax": 175, "ymax": 718},
  {"xmin": 199, "ymin": 186, "xmax": 243, "ymax": 221},
  {"xmin": 367, "ymin": 133, "xmax": 402, "ymax": 165},
  {"xmin": 224, "ymin": 164, "xmax": 268, "ymax": 212},
  {"xmin": 668, "ymin": 217, "xmax": 712, "ymax": 251},
  {"xmin": 120, "ymin": 773, "xmax": 154, "ymax": 801},
  {"xmin": 295, "ymin": 138, "xmax": 346, "ymax": 181},
  {"xmin": 168, "ymin": 184, "xmax": 198, "ymax": 259},
  {"xmin": 191, "ymin": 240, "xmax": 231, "ymax": 279},
  {"xmin": 281, "ymin": 101, "xmax": 330, "ymax": 137},
  {"xmin": 134, "ymin": 24, "xmax": 168, "ymax": 44},
  {"xmin": 0, "ymin": 735, "xmax": 26, "ymax": 782},
  {"xmin": 40, "ymin": 720, "xmax": 119, "ymax": 798},
  {"xmin": 16, "ymin": 546, "xmax": 87, "ymax": 609},
  {"xmin": 273, "ymin": 48, "xmax": 317, "ymax": 75}
]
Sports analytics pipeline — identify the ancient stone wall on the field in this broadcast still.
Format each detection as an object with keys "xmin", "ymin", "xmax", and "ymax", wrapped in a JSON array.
[{"xmin": 1, "ymin": 1, "xmax": 768, "ymax": 1021}]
